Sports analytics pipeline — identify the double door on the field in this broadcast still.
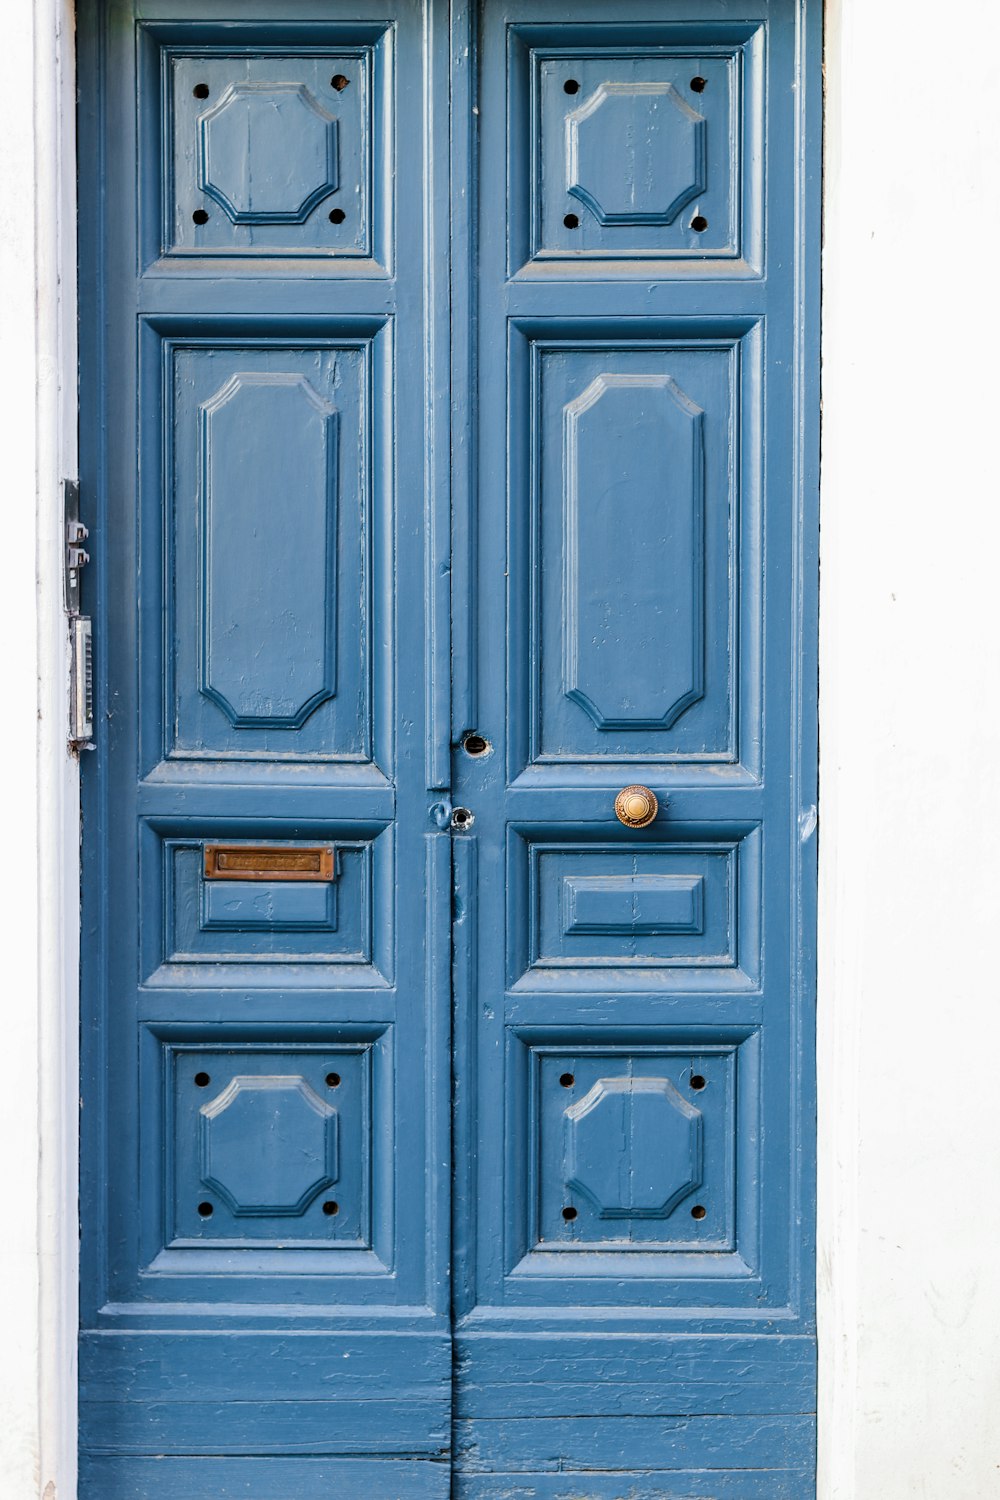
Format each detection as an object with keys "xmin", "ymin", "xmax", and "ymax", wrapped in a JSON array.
[{"xmin": 78, "ymin": 1, "xmax": 820, "ymax": 1494}]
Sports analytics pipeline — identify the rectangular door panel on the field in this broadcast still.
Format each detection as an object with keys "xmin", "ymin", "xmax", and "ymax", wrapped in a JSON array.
[
  {"xmin": 508, "ymin": 320, "xmax": 763, "ymax": 775},
  {"xmin": 142, "ymin": 822, "xmax": 394, "ymax": 984},
  {"xmin": 507, "ymin": 825, "xmax": 761, "ymax": 988},
  {"xmin": 144, "ymin": 322, "xmax": 392, "ymax": 772}
]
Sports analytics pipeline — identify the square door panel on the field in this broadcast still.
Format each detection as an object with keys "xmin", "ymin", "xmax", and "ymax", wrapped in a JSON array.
[
  {"xmin": 148, "ymin": 326, "xmax": 389, "ymax": 769},
  {"xmin": 508, "ymin": 25, "xmax": 763, "ymax": 275},
  {"xmin": 141, "ymin": 822, "xmax": 393, "ymax": 987},
  {"xmin": 147, "ymin": 26, "xmax": 391, "ymax": 267},
  {"xmin": 170, "ymin": 1043, "xmax": 372, "ymax": 1247},
  {"xmin": 533, "ymin": 1046, "xmax": 735, "ymax": 1251},
  {"xmin": 504, "ymin": 1031, "xmax": 762, "ymax": 1294},
  {"xmin": 136, "ymin": 1026, "xmax": 395, "ymax": 1279},
  {"xmin": 509, "ymin": 325, "xmax": 761, "ymax": 772},
  {"xmin": 509, "ymin": 828, "xmax": 761, "ymax": 991}
]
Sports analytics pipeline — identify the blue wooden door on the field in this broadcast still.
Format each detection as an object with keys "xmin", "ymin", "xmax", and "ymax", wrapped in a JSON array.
[{"xmin": 77, "ymin": 0, "xmax": 820, "ymax": 1495}]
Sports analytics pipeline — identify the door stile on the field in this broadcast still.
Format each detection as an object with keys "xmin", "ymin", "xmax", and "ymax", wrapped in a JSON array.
[
  {"xmin": 447, "ymin": 0, "xmax": 480, "ymax": 746},
  {"xmin": 448, "ymin": 0, "xmax": 481, "ymax": 1347},
  {"xmin": 425, "ymin": 0, "xmax": 456, "ymax": 795}
]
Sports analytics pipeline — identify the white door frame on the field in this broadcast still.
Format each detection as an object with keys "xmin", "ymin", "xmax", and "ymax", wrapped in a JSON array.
[{"xmin": 3, "ymin": 1, "xmax": 999, "ymax": 1495}]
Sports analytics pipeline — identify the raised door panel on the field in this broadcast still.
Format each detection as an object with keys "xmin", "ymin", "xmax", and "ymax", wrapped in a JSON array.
[
  {"xmin": 512, "ymin": 329, "xmax": 760, "ymax": 770},
  {"xmin": 140, "ymin": 822, "xmax": 394, "ymax": 985},
  {"xmin": 146, "ymin": 25, "xmax": 392, "ymax": 269},
  {"xmin": 507, "ymin": 828, "xmax": 761, "ymax": 989},
  {"xmin": 507, "ymin": 22, "xmax": 764, "ymax": 276},
  {"xmin": 501, "ymin": 1031, "xmax": 762, "ymax": 1300},
  {"xmin": 153, "ymin": 331, "xmax": 388, "ymax": 768}
]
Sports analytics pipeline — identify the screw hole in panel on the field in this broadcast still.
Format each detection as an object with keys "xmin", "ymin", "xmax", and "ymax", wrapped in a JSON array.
[
  {"xmin": 192, "ymin": 208, "xmax": 209, "ymax": 226},
  {"xmin": 329, "ymin": 208, "xmax": 346, "ymax": 224},
  {"xmin": 691, "ymin": 215, "xmax": 708, "ymax": 232},
  {"xmin": 192, "ymin": 82, "xmax": 209, "ymax": 99},
  {"xmin": 559, "ymin": 1072, "xmax": 575, "ymax": 1089},
  {"xmin": 564, "ymin": 78, "xmax": 580, "ymax": 94},
  {"xmin": 322, "ymin": 1200, "xmax": 339, "ymax": 1216},
  {"xmin": 564, "ymin": 212, "xmax": 580, "ymax": 229},
  {"xmin": 197, "ymin": 1201, "xmax": 214, "ymax": 1218},
  {"xmin": 331, "ymin": 74, "xmax": 350, "ymax": 91},
  {"xmin": 325, "ymin": 1072, "xmax": 341, "ymax": 1088},
  {"xmin": 690, "ymin": 1074, "xmax": 706, "ymax": 1090},
  {"xmin": 562, "ymin": 1205, "xmax": 578, "ymax": 1221},
  {"xmin": 194, "ymin": 1072, "xmax": 211, "ymax": 1088},
  {"xmin": 690, "ymin": 76, "xmax": 707, "ymax": 92},
  {"xmin": 691, "ymin": 1204, "xmax": 707, "ymax": 1220}
]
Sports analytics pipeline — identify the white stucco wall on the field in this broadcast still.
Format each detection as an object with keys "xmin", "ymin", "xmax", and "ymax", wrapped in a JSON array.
[
  {"xmin": 1, "ymin": 0, "xmax": 999, "ymax": 1496},
  {"xmin": 0, "ymin": 0, "xmax": 78, "ymax": 1496},
  {"xmin": 818, "ymin": 0, "xmax": 1000, "ymax": 1493}
]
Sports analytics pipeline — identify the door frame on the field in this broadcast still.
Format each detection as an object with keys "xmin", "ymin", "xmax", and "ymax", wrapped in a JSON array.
[{"xmin": 5, "ymin": 0, "xmax": 994, "ymax": 1495}]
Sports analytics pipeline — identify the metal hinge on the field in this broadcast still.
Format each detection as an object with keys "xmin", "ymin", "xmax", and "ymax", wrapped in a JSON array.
[{"xmin": 64, "ymin": 479, "xmax": 94, "ymax": 749}]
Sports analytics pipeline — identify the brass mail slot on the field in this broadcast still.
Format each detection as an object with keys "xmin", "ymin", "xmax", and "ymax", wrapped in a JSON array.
[{"xmin": 203, "ymin": 845, "xmax": 335, "ymax": 882}]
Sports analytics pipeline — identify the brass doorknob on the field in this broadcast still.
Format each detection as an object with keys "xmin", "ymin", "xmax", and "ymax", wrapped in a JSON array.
[{"xmin": 614, "ymin": 785, "xmax": 658, "ymax": 829}]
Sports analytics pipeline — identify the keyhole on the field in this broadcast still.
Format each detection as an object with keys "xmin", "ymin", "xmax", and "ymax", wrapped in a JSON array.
[{"xmin": 463, "ymin": 732, "xmax": 491, "ymax": 757}]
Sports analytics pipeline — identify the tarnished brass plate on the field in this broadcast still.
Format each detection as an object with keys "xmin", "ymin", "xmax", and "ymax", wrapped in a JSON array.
[{"xmin": 203, "ymin": 845, "xmax": 335, "ymax": 882}]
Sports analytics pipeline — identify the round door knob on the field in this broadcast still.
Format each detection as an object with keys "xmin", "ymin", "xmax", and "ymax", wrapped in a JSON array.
[{"xmin": 614, "ymin": 785, "xmax": 658, "ymax": 829}]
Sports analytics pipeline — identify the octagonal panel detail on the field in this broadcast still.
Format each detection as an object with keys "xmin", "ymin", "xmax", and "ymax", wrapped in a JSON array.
[
  {"xmin": 564, "ymin": 372, "xmax": 705, "ymax": 732},
  {"xmin": 199, "ymin": 1074, "xmax": 338, "ymax": 1217},
  {"xmin": 565, "ymin": 1076, "xmax": 703, "ymax": 1219},
  {"xmin": 566, "ymin": 82, "xmax": 706, "ymax": 227},
  {"xmin": 198, "ymin": 82, "xmax": 339, "ymax": 225},
  {"xmin": 199, "ymin": 371, "xmax": 338, "ymax": 731}
]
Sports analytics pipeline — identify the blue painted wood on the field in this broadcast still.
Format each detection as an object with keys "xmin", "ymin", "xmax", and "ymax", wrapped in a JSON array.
[
  {"xmin": 453, "ymin": 1333, "xmax": 817, "ymax": 1416},
  {"xmin": 80, "ymin": 1457, "xmax": 452, "ymax": 1500},
  {"xmin": 454, "ymin": 1474, "xmax": 811, "ymax": 1499},
  {"xmin": 78, "ymin": 0, "xmax": 820, "ymax": 1492},
  {"xmin": 454, "ymin": 1414, "xmax": 817, "ymax": 1471},
  {"xmin": 449, "ymin": 0, "xmax": 819, "ymax": 1492},
  {"xmin": 77, "ymin": 0, "xmax": 453, "ymax": 1493}
]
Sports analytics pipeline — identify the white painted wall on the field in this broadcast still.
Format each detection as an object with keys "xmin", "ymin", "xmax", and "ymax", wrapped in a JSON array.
[
  {"xmin": 0, "ymin": 1, "xmax": 78, "ymax": 1496},
  {"xmin": 819, "ymin": 0, "xmax": 1000, "ymax": 1494},
  {"xmin": 1, "ymin": 0, "xmax": 999, "ymax": 1495}
]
